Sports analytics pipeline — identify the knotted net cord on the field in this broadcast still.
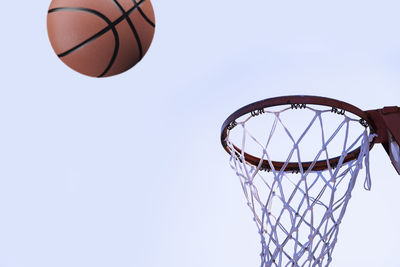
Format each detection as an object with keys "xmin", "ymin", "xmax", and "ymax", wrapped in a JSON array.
[{"xmin": 225, "ymin": 105, "xmax": 373, "ymax": 267}]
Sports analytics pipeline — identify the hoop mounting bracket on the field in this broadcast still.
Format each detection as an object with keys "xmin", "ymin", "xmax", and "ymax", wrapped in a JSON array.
[{"xmin": 366, "ymin": 106, "xmax": 400, "ymax": 175}]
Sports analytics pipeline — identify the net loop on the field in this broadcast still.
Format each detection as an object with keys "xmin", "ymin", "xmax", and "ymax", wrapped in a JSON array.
[{"xmin": 226, "ymin": 104, "xmax": 373, "ymax": 267}]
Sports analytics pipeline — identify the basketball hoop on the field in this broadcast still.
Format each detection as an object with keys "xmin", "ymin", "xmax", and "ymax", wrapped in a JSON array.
[{"xmin": 220, "ymin": 95, "xmax": 400, "ymax": 266}]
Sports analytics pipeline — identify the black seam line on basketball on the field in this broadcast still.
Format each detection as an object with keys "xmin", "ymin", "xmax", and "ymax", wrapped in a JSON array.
[
  {"xmin": 113, "ymin": 0, "xmax": 143, "ymax": 59},
  {"xmin": 98, "ymin": 20, "xmax": 120, "ymax": 77},
  {"xmin": 48, "ymin": 7, "xmax": 119, "ymax": 77},
  {"xmin": 48, "ymin": 7, "xmax": 118, "ymax": 60},
  {"xmin": 48, "ymin": 1, "xmax": 146, "ymax": 58},
  {"xmin": 132, "ymin": 0, "xmax": 155, "ymax": 27}
]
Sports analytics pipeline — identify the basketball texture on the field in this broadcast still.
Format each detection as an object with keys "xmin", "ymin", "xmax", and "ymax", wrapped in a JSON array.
[{"xmin": 47, "ymin": 0, "xmax": 155, "ymax": 77}]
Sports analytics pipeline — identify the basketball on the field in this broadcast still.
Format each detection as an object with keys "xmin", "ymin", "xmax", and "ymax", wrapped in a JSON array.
[{"xmin": 47, "ymin": 0, "xmax": 155, "ymax": 77}]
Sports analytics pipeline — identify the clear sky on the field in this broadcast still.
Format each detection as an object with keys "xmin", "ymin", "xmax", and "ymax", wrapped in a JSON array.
[{"xmin": 1, "ymin": 0, "xmax": 400, "ymax": 266}]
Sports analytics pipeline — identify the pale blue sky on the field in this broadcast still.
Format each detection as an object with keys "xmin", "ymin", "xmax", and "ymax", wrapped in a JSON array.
[{"xmin": 0, "ymin": 0, "xmax": 400, "ymax": 266}]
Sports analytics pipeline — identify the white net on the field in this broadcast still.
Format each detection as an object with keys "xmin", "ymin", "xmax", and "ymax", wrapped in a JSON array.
[{"xmin": 225, "ymin": 104, "xmax": 374, "ymax": 267}]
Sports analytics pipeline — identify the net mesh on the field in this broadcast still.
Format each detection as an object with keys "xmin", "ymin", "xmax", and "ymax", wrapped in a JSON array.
[{"xmin": 225, "ymin": 105, "xmax": 373, "ymax": 267}]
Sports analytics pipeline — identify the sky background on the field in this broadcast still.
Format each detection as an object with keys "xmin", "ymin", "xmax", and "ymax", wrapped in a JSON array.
[{"xmin": 1, "ymin": 0, "xmax": 400, "ymax": 266}]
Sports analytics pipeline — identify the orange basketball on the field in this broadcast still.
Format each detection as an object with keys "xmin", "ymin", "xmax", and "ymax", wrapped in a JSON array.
[{"xmin": 47, "ymin": 0, "xmax": 155, "ymax": 77}]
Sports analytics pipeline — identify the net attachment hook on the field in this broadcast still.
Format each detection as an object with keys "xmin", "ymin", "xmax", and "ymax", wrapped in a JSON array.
[
  {"xmin": 227, "ymin": 120, "xmax": 237, "ymax": 130},
  {"xmin": 359, "ymin": 119, "xmax": 369, "ymax": 128},
  {"xmin": 331, "ymin": 107, "xmax": 346, "ymax": 115},
  {"xmin": 291, "ymin": 104, "xmax": 307, "ymax": 109},
  {"xmin": 251, "ymin": 108, "xmax": 265, "ymax": 117}
]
